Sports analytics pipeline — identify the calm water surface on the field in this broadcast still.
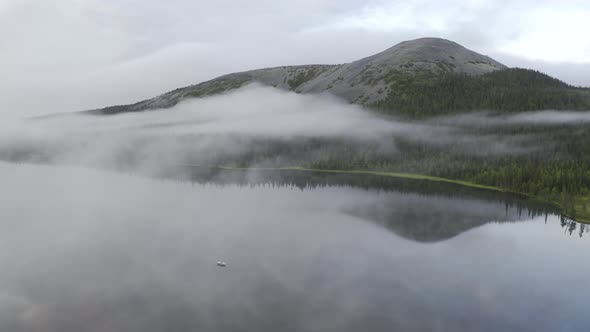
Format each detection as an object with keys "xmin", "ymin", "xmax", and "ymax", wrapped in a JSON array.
[{"xmin": 0, "ymin": 163, "xmax": 587, "ymax": 331}]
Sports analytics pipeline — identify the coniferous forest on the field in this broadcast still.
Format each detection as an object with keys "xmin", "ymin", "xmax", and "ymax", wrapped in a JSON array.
[{"xmin": 372, "ymin": 68, "xmax": 590, "ymax": 117}]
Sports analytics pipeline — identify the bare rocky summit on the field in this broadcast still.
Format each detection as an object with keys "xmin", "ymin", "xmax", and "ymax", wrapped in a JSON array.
[{"xmin": 89, "ymin": 38, "xmax": 507, "ymax": 115}]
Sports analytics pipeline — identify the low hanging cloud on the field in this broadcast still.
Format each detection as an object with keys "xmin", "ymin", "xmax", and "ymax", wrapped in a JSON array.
[
  {"xmin": 0, "ymin": 85, "xmax": 409, "ymax": 176},
  {"xmin": 2, "ymin": 84, "xmax": 589, "ymax": 178},
  {"xmin": 70, "ymin": 84, "xmax": 396, "ymax": 138},
  {"xmin": 433, "ymin": 110, "xmax": 590, "ymax": 128}
]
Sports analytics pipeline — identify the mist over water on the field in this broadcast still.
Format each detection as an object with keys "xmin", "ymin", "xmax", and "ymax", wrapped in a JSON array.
[
  {"xmin": 0, "ymin": 85, "xmax": 402, "ymax": 175},
  {"xmin": 0, "ymin": 162, "xmax": 588, "ymax": 332},
  {"xmin": 2, "ymin": 85, "xmax": 590, "ymax": 178}
]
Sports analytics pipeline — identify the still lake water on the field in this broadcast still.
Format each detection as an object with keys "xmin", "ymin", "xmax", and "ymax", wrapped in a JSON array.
[{"xmin": 0, "ymin": 163, "xmax": 588, "ymax": 331}]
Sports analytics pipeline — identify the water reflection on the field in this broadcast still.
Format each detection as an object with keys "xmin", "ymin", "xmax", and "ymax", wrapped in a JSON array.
[
  {"xmin": 348, "ymin": 193, "xmax": 559, "ymax": 242},
  {"xmin": 185, "ymin": 167, "xmax": 580, "ymax": 241},
  {"xmin": 560, "ymin": 216, "xmax": 589, "ymax": 237},
  {"xmin": 0, "ymin": 163, "xmax": 588, "ymax": 332}
]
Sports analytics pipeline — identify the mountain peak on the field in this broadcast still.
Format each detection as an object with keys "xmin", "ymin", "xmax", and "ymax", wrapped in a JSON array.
[
  {"xmin": 87, "ymin": 37, "xmax": 511, "ymax": 115},
  {"xmin": 395, "ymin": 37, "xmax": 461, "ymax": 46},
  {"xmin": 390, "ymin": 37, "xmax": 470, "ymax": 56},
  {"xmin": 354, "ymin": 37, "xmax": 506, "ymax": 75}
]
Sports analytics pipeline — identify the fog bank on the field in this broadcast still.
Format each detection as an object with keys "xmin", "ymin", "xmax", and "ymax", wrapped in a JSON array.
[
  {"xmin": 435, "ymin": 110, "xmax": 590, "ymax": 127},
  {"xmin": 2, "ymin": 86, "xmax": 590, "ymax": 177}
]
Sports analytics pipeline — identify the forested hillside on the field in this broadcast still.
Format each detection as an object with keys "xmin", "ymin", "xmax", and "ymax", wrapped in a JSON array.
[
  {"xmin": 372, "ymin": 68, "xmax": 590, "ymax": 117},
  {"xmin": 85, "ymin": 38, "xmax": 590, "ymax": 117}
]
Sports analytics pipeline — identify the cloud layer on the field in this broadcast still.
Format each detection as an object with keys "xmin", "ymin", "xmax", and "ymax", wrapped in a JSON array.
[
  {"xmin": 3, "ymin": 85, "xmax": 590, "ymax": 178},
  {"xmin": 0, "ymin": 86, "xmax": 402, "ymax": 176}
]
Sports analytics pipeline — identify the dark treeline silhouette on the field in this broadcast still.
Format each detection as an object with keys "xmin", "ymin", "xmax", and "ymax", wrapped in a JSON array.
[
  {"xmin": 186, "ymin": 167, "xmax": 560, "ymax": 216},
  {"xmin": 560, "ymin": 215, "xmax": 590, "ymax": 238}
]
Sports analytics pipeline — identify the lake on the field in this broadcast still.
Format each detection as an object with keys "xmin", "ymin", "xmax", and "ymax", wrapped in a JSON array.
[{"xmin": 0, "ymin": 162, "xmax": 587, "ymax": 331}]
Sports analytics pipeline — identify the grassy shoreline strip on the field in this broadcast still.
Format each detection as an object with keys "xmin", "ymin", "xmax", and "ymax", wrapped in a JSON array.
[{"xmin": 213, "ymin": 165, "xmax": 590, "ymax": 224}]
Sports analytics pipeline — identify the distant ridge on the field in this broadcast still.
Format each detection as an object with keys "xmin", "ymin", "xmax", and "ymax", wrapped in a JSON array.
[{"xmin": 85, "ymin": 37, "xmax": 590, "ymax": 117}]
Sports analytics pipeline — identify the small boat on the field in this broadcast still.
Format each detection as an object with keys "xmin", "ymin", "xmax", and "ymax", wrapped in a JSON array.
[{"xmin": 217, "ymin": 261, "xmax": 227, "ymax": 267}]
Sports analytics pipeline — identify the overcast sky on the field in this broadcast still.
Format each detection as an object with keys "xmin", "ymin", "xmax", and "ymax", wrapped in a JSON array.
[{"xmin": 2, "ymin": 0, "xmax": 590, "ymax": 117}]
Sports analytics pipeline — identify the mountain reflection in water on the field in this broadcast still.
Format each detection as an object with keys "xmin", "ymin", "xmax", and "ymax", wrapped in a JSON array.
[
  {"xmin": 187, "ymin": 167, "xmax": 582, "ymax": 241},
  {"xmin": 0, "ymin": 163, "xmax": 587, "ymax": 332}
]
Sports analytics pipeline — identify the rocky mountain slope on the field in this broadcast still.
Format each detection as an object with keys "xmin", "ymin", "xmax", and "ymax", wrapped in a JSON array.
[
  {"xmin": 88, "ymin": 38, "xmax": 506, "ymax": 114},
  {"xmin": 87, "ymin": 37, "xmax": 590, "ymax": 116}
]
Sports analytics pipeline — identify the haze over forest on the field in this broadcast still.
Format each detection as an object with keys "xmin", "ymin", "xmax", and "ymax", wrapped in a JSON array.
[{"xmin": 1, "ymin": 1, "xmax": 590, "ymax": 331}]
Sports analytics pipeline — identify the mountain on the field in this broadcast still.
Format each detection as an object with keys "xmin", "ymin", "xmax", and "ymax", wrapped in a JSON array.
[{"xmin": 87, "ymin": 37, "xmax": 590, "ymax": 116}]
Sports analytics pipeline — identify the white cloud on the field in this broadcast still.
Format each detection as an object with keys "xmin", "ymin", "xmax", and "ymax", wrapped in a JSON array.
[
  {"xmin": 499, "ymin": 7, "xmax": 590, "ymax": 63},
  {"xmin": 0, "ymin": 86, "xmax": 404, "ymax": 175},
  {"xmin": 308, "ymin": 0, "xmax": 590, "ymax": 65},
  {"xmin": 0, "ymin": 1, "xmax": 131, "ymax": 71}
]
